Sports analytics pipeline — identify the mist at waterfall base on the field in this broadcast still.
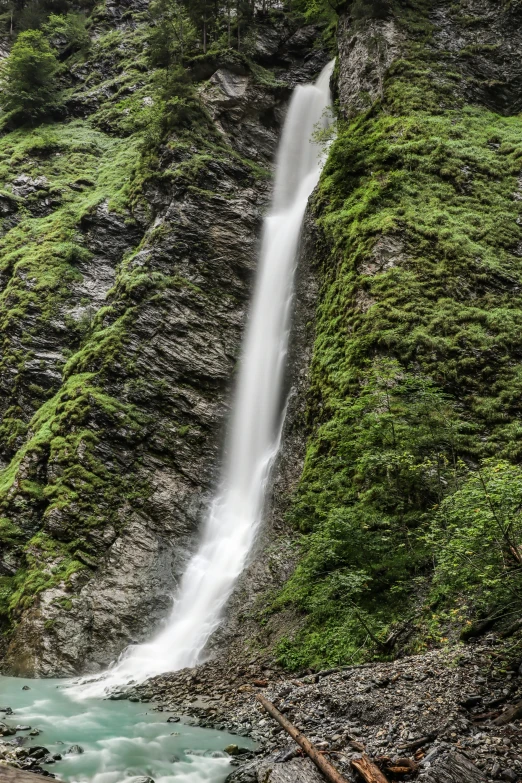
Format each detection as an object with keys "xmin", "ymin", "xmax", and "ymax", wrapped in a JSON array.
[{"xmin": 72, "ymin": 61, "xmax": 335, "ymax": 699}]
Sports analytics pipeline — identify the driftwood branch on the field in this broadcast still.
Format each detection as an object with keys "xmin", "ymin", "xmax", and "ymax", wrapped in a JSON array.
[
  {"xmin": 256, "ymin": 693, "xmax": 350, "ymax": 783},
  {"xmin": 351, "ymin": 755, "xmax": 390, "ymax": 783},
  {"xmin": 492, "ymin": 699, "xmax": 522, "ymax": 726}
]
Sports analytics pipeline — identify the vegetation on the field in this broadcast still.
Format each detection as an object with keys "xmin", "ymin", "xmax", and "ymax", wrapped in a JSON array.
[
  {"xmin": 275, "ymin": 0, "xmax": 522, "ymax": 669},
  {"xmin": 0, "ymin": 29, "xmax": 60, "ymax": 120},
  {"xmin": 0, "ymin": 0, "xmax": 520, "ymax": 678},
  {"xmin": 0, "ymin": 0, "xmax": 283, "ymax": 642}
]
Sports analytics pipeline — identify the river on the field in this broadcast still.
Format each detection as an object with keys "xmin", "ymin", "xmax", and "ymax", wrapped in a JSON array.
[{"xmin": 0, "ymin": 676, "xmax": 253, "ymax": 783}]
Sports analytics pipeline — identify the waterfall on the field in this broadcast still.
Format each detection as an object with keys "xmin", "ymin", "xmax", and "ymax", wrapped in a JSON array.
[{"xmin": 72, "ymin": 60, "xmax": 334, "ymax": 698}]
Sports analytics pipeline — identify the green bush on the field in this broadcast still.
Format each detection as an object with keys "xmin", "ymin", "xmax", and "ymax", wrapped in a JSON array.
[
  {"xmin": 431, "ymin": 460, "xmax": 522, "ymax": 611},
  {"xmin": 43, "ymin": 12, "xmax": 90, "ymax": 55},
  {"xmin": 0, "ymin": 29, "xmax": 60, "ymax": 122}
]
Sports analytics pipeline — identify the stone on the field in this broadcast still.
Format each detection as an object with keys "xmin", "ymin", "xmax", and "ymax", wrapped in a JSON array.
[
  {"xmin": 66, "ymin": 745, "xmax": 85, "ymax": 755},
  {"xmin": 0, "ymin": 725, "xmax": 17, "ymax": 737},
  {"xmin": 27, "ymin": 747, "xmax": 50, "ymax": 760},
  {"xmin": 166, "ymin": 716, "xmax": 180, "ymax": 723}
]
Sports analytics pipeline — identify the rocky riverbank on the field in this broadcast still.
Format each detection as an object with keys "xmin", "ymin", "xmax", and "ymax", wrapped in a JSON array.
[
  {"xmin": 118, "ymin": 636, "xmax": 522, "ymax": 783},
  {"xmin": 1, "ymin": 636, "xmax": 521, "ymax": 782}
]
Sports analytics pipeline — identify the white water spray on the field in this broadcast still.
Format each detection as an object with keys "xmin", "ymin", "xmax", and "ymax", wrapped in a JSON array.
[{"xmin": 73, "ymin": 61, "xmax": 334, "ymax": 699}]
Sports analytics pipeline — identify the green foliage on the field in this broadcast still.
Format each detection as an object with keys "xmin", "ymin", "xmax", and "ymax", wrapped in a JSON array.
[
  {"xmin": 277, "ymin": 0, "xmax": 522, "ymax": 669},
  {"xmin": 276, "ymin": 362, "xmax": 466, "ymax": 668},
  {"xmin": 0, "ymin": 29, "xmax": 60, "ymax": 121},
  {"xmin": 431, "ymin": 460, "xmax": 522, "ymax": 610},
  {"xmin": 148, "ymin": 0, "xmax": 196, "ymax": 68},
  {"xmin": 43, "ymin": 12, "xmax": 90, "ymax": 54}
]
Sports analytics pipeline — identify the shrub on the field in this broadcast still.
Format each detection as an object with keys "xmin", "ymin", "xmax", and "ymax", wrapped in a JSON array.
[
  {"xmin": 43, "ymin": 12, "xmax": 90, "ymax": 55},
  {"xmin": 431, "ymin": 460, "xmax": 522, "ymax": 611}
]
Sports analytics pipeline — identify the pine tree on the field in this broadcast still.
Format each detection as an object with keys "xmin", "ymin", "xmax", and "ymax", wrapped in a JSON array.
[
  {"xmin": 181, "ymin": 0, "xmax": 213, "ymax": 53},
  {"xmin": 148, "ymin": 0, "xmax": 196, "ymax": 69},
  {"xmin": 0, "ymin": 29, "xmax": 60, "ymax": 121}
]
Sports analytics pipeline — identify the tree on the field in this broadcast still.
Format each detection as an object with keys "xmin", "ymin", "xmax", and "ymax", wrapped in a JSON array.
[
  {"xmin": 0, "ymin": 29, "xmax": 60, "ymax": 121},
  {"xmin": 235, "ymin": 0, "xmax": 254, "ymax": 50},
  {"xmin": 181, "ymin": 0, "xmax": 214, "ymax": 54},
  {"xmin": 431, "ymin": 459, "xmax": 522, "ymax": 610},
  {"xmin": 148, "ymin": 0, "xmax": 196, "ymax": 69}
]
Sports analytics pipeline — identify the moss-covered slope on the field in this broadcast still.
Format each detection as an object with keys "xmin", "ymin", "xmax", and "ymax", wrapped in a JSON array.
[{"xmin": 275, "ymin": 0, "xmax": 522, "ymax": 670}]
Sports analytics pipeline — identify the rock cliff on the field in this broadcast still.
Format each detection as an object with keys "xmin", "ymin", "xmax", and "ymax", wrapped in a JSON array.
[
  {"xmin": 2, "ymin": 0, "xmax": 522, "ymax": 691},
  {"xmin": 0, "ymin": 1, "xmax": 326, "ymax": 675}
]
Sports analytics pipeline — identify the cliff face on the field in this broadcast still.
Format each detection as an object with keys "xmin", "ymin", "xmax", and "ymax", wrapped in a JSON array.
[
  {"xmin": 267, "ymin": 0, "xmax": 522, "ymax": 671},
  {"xmin": 3, "ymin": 0, "xmax": 522, "ymax": 681},
  {"xmin": 0, "ymin": 0, "xmax": 326, "ymax": 676}
]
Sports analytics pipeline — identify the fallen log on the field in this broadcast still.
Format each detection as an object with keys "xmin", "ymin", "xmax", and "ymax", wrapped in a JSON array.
[
  {"xmin": 397, "ymin": 733, "xmax": 436, "ymax": 751},
  {"xmin": 492, "ymin": 699, "xmax": 522, "ymax": 726},
  {"xmin": 351, "ymin": 755, "xmax": 390, "ymax": 783},
  {"xmin": 377, "ymin": 756, "xmax": 419, "ymax": 775},
  {"xmin": 255, "ymin": 693, "xmax": 350, "ymax": 783}
]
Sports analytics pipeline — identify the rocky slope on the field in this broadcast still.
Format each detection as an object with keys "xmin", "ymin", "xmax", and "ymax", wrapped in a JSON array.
[
  {"xmin": 1, "ymin": 0, "xmax": 522, "ymax": 747},
  {"xmin": 0, "ymin": 1, "xmax": 327, "ymax": 675}
]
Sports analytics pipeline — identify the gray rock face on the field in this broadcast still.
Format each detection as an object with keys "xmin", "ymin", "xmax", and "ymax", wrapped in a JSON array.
[
  {"xmin": 423, "ymin": 752, "xmax": 486, "ymax": 783},
  {"xmin": 431, "ymin": 0, "xmax": 522, "ymax": 114},
  {"xmin": 337, "ymin": 15, "xmax": 403, "ymax": 116},
  {"xmin": 0, "ymin": 17, "xmax": 327, "ymax": 675}
]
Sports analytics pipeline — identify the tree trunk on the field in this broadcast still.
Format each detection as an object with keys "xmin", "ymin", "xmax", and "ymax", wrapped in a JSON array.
[
  {"xmin": 256, "ymin": 694, "xmax": 349, "ymax": 783},
  {"xmin": 351, "ymin": 756, "xmax": 390, "ymax": 783}
]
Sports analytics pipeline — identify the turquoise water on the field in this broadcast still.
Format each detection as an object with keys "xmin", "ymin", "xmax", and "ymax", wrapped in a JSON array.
[{"xmin": 0, "ymin": 676, "xmax": 252, "ymax": 783}]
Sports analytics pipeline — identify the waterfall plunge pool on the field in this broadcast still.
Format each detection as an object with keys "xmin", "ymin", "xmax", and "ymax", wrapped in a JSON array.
[{"xmin": 0, "ymin": 676, "xmax": 254, "ymax": 783}]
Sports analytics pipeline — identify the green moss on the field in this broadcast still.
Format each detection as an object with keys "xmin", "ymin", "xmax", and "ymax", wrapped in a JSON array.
[
  {"xmin": 0, "ymin": 119, "xmax": 142, "ymax": 460},
  {"xmin": 277, "ymin": 1, "xmax": 522, "ymax": 669},
  {"xmin": 5, "ymin": 533, "xmax": 86, "ymax": 618}
]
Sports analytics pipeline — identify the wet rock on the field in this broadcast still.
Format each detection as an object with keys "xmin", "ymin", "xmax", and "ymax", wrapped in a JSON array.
[
  {"xmin": 26, "ymin": 747, "xmax": 50, "ymax": 760},
  {"xmin": 108, "ymin": 691, "xmax": 128, "ymax": 701},
  {"xmin": 0, "ymin": 724, "xmax": 17, "ymax": 736},
  {"xmin": 166, "ymin": 716, "xmax": 180, "ymax": 723},
  {"xmin": 66, "ymin": 744, "xmax": 84, "ymax": 755},
  {"xmin": 129, "ymin": 778, "xmax": 155, "ymax": 783}
]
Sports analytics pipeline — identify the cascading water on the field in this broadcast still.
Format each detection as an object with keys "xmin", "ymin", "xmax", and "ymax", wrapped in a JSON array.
[{"xmin": 73, "ymin": 60, "xmax": 335, "ymax": 699}]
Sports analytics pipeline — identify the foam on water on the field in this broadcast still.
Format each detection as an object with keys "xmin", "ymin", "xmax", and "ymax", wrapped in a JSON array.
[{"xmin": 0, "ymin": 675, "xmax": 252, "ymax": 783}]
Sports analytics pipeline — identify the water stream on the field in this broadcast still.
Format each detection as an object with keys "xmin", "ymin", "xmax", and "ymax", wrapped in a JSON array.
[
  {"xmin": 73, "ymin": 60, "xmax": 334, "ymax": 697},
  {"xmin": 0, "ymin": 676, "xmax": 253, "ymax": 783}
]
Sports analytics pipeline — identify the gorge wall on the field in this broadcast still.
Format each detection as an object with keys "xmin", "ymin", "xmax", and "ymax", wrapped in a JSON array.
[
  {"xmin": 0, "ymin": 1, "xmax": 327, "ymax": 676},
  {"xmin": 2, "ymin": 0, "xmax": 522, "ymax": 681},
  {"xmin": 212, "ymin": 0, "xmax": 522, "ymax": 675}
]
